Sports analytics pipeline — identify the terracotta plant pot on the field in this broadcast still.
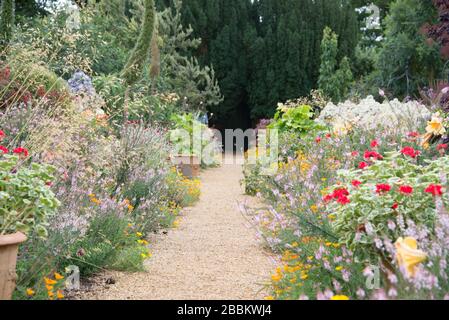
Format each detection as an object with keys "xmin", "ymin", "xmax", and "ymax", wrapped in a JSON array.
[
  {"xmin": 172, "ymin": 155, "xmax": 200, "ymax": 178},
  {"xmin": 0, "ymin": 232, "xmax": 27, "ymax": 300}
]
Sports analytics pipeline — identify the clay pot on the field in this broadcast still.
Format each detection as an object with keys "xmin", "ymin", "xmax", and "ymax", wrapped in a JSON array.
[
  {"xmin": 172, "ymin": 155, "xmax": 200, "ymax": 178},
  {"xmin": 0, "ymin": 232, "xmax": 27, "ymax": 300}
]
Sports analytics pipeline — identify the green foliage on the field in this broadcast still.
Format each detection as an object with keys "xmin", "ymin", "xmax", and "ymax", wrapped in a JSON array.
[
  {"xmin": 69, "ymin": 214, "xmax": 144, "ymax": 276},
  {"xmin": 122, "ymin": 0, "xmax": 155, "ymax": 85},
  {"xmin": 268, "ymin": 104, "xmax": 324, "ymax": 138},
  {"xmin": 329, "ymin": 152, "xmax": 449, "ymax": 262},
  {"xmin": 0, "ymin": 155, "xmax": 60, "ymax": 237},
  {"xmin": 377, "ymin": 0, "xmax": 442, "ymax": 98},
  {"xmin": 318, "ymin": 27, "xmax": 353, "ymax": 103},
  {"xmin": 0, "ymin": 0, "xmax": 15, "ymax": 49}
]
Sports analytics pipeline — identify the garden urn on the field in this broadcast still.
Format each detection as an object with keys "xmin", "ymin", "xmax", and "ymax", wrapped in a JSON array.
[
  {"xmin": 0, "ymin": 232, "xmax": 27, "ymax": 300},
  {"xmin": 172, "ymin": 155, "xmax": 200, "ymax": 178}
]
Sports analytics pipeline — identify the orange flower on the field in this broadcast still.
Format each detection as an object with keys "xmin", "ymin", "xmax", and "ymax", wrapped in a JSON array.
[
  {"xmin": 57, "ymin": 290, "xmax": 65, "ymax": 299},
  {"xmin": 54, "ymin": 272, "xmax": 64, "ymax": 280},
  {"xmin": 44, "ymin": 277, "xmax": 57, "ymax": 285}
]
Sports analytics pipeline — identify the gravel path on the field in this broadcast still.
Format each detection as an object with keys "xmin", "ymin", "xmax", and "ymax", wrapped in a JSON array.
[{"xmin": 81, "ymin": 155, "xmax": 274, "ymax": 300}]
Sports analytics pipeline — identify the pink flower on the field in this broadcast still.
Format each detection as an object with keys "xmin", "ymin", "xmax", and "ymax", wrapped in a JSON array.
[
  {"xmin": 425, "ymin": 184, "xmax": 443, "ymax": 197},
  {"xmin": 399, "ymin": 185, "xmax": 414, "ymax": 195}
]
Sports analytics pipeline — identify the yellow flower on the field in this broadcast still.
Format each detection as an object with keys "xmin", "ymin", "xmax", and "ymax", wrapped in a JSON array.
[
  {"xmin": 47, "ymin": 291, "xmax": 54, "ymax": 298},
  {"xmin": 271, "ymin": 273, "xmax": 282, "ymax": 282},
  {"xmin": 26, "ymin": 288, "xmax": 35, "ymax": 297},
  {"xmin": 426, "ymin": 114, "xmax": 446, "ymax": 136},
  {"xmin": 335, "ymin": 266, "xmax": 344, "ymax": 272},
  {"xmin": 54, "ymin": 272, "xmax": 64, "ymax": 280},
  {"xmin": 395, "ymin": 237, "xmax": 427, "ymax": 277},
  {"xmin": 310, "ymin": 205, "xmax": 318, "ymax": 213},
  {"xmin": 46, "ymin": 285, "xmax": 54, "ymax": 291},
  {"xmin": 300, "ymin": 274, "xmax": 308, "ymax": 280},
  {"xmin": 141, "ymin": 253, "xmax": 148, "ymax": 259},
  {"xmin": 136, "ymin": 232, "xmax": 143, "ymax": 238},
  {"xmin": 331, "ymin": 295, "xmax": 350, "ymax": 300},
  {"xmin": 264, "ymin": 296, "xmax": 275, "ymax": 300},
  {"xmin": 57, "ymin": 290, "xmax": 65, "ymax": 299}
]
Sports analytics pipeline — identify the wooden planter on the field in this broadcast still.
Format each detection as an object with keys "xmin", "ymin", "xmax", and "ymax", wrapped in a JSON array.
[
  {"xmin": 172, "ymin": 155, "xmax": 200, "ymax": 178},
  {"xmin": 0, "ymin": 232, "xmax": 27, "ymax": 300}
]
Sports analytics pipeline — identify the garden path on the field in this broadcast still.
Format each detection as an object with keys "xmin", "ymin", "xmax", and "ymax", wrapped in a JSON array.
[{"xmin": 82, "ymin": 154, "xmax": 274, "ymax": 300}]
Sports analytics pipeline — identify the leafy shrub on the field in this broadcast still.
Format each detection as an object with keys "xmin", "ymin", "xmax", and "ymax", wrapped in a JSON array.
[
  {"xmin": 268, "ymin": 103, "xmax": 324, "ymax": 138},
  {"xmin": 328, "ymin": 151, "xmax": 449, "ymax": 262},
  {"xmin": 0, "ymin": 154, "xmax": 60, "ymax": 237}
]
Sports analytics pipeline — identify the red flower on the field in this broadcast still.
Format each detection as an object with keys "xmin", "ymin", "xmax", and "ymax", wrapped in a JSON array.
[
  {"xmin": 37, "ymin": 86, "xmax": 46, "ymax": 98},
  {"xmin": 333, "ymin": 188, "xmax": 349, "ymax": 198},
  {"xmin": 425, "ymin": 184, "xmax": 443, "ymax": 197},
  {"xmin": 376, "ymin": 184, "xmax": 391, "ymax": 194},
  {"xmin": 0, "ymin": 145, "xmax": 8, "ymax": 154},
  {"xmin": 399, "ymin": 185, "xmax": 414, "ymax": 195},
  {"xmin": 401, "ymin": 146, "xmax": 420, "ymax": 159},
  {"xmin": 326, "ymin": 133, "xmax": 332, "ymax": 139},
  {"xmin": 437, "ymin": 144, "xmax": 448, "ymax": 151},
  {"xmin": 13, "ymin": 147, "xmax": 29, "ymax": 157},
  {"xmin": 359, "ymin": 162, "xmax": 369, "ymax": 170},
  {"xmin": 336, "ymin": 195, "xmax": 351, "ymax": 205},
  {"xmin": 0, "ymin": 130, "xmax": 5, "ymax": 140},
  {"xmin": 323, "ymin": 194, "xmax": 334, "ymax": 202},
  {"xmin": 315, "ymin": 137, "xmax": 322, "ymax": 144},
  {"xmin": 364, "ymin": 150, "xmax": 383, "ymax": 161},
  {"xmin": 370, "ymin": 140, "xmax": 379, "ymax": 148},
  {"xmin": 351, "ymin": 151, "xmax": 359, "ymax": 157},
  {"xmin": 392, "ymin": 203, "xmax": 399, "ymax": 210},
  {"xmin": 352, "ymin": 180, "xmax": 362, "ymax": 188}
]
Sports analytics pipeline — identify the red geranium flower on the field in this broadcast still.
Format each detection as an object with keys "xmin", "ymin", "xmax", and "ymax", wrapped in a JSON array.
[
  {"xmin": 13, "ymin": 147, "xmax": 29, "ymax": 157},
  {"xmin": 392, "ymin": 203, "xmax": 399, "ymax": 210},
  {"xmin": 315, "ymin": 137, "xmax": 322, "ymax": 144},
  {"xmin": 359, "ymin": 162, "xmax": 369, "ymax": 170},
  {"xmin": 425, "ymin": 184, "xmax": 443, "ymax": 197},
  {"xmin": 326, "ymin": 133, "xmax": 332, "ymax": 139},
  {"xmin": 0, "ymin": 145, "xmax": 8, "ymax": 154},
  {"xmin": 401, "ymin": 146, "xmax": 420, "ymax": 159},
  {"xmin": 376, "ymin": 184, "xmax": 391, "ymax": 194},
  {"xmin": 399, "ymin": 185, "xmax": 414, "ymax": 195},
  {"xmin": 0, "ymin": 130, "xmax": 5, "ymax": 140},
  {"xmin": 336, "ymin": 195, "xmax": 351, "ymax": 205},
  {"xmin": 407, "ymin": 132, "xmax": 420, "ymax": 138},
  {"xmin": 352, "ymin": 180, "xmax": 362, "ymax": 188},
  {"xmin": 437, "ymin": 144, "xmax": 448, "ymax": 151},
  {"xmin": 364, "ymin": 150, "xmax": 383, "ymax": 161},
  {"xmin": 370, "ymin": 140, "xmax": 379, "ymax": 148},
  {"xmin": 351, "ymin": 151, "xmax": 359, "ymax": 157}
]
